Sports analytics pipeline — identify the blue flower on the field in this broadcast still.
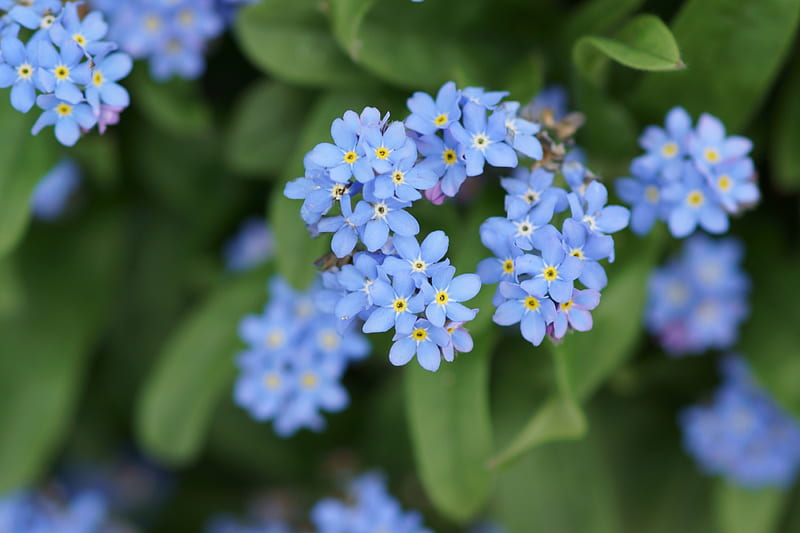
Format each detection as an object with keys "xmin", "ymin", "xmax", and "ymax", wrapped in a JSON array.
[
  {"xmin": 317, "ymin": 195, "xmax": 372, "ymax": 258},
  {"xmin": 516, "ymin": 226, "xmax": 583, "ymax": 303},
  {"xmin": 234, "ymin": 349, "xmax": 291, "ymax": 422},
  {"xmin": 30, "ymin": 158, "xmax": 81, "ymax": 221},
  {"xmin": 31, "ymin": 95, "xmax": 96, "ymax": 146},
  {"xmin": 552, "ymin": 288, "xmax": 600, "ymax": 338},
  {"xmin": 405, "ymin": 80, "xmax": 461, "ymax": 134},
  {"xmin": 560, "ymin": 218, "xmax": 613, "ymax": 290},
  {"xmin": 615, "ymin": 174, "xmax": 678, "ymax": 236},
  {"xmin": 309, "ymin": 115, "xmax": 374, "ymax": 183},
  {"xmin": 492, "ymin": 280, "xmax": 556, "ymax": 346},
  {"xmin": 529, "ymin": 84, "xmax": 568, "ymax": 122},
  {"xmin": 0, "ymin": 36, "xmax": 44, "ymax": 112},
  {"xmin": 477, "ymin": 223, "xmax": 523, "ymax": 285},
  {"xmin": 420, "ymin": 267, "xmax": 481, "ymax": 326},
  {"xmin": 500, "ymin": 101, "xmax": 543, "ymax": 159},
  {"xmin": 37, "ymin": 40, "xmax": 91, "ymax": 104},
  {"xmin": 667, "ymin": 163, "xmax": 729, "ymax": 238},
  {"xmin": 567, "ymin": 181, "xmax": 630, "ymax": 236},
  {"xmin": 415, "ymin": 129, "xmax": 468, "ymax": 197},
  {"xmin": 460, "ymin": 86, "xmax": 508, "ymax": 109},
  {"xmin": 334, "ymin": 252, "xmax": 386, "ymax": 323},
  {"xmin": 450, "ymin": 102, "xmax": 518, "ymax": 176},
  {"xmin": 49, "ymin": 2, "xmax": 113, "ymax": 55},
  {"xmin": 680, "ymin": 356, "xmax": 800, "ymax": 488},
  {"xmin": 704, "ymin": 158, "xmax": 760, "ymax": 214},
  {"xmin": 441, "ymin": 321, "xmax": 474, "ymax": 362},
  {"xmin": 223, "ymin": 217, "xmax": 274, "ymax": 272},
  {"xmin": 381, "ymin": 231, "xmax": 451, "ymax": 286},
  {"xmin": 631, "ymin": 106, "xmax": 692, "ymax": 180},
  {"xmin": 355, "ymin": 196, "xmax": 419, "ymax": 251},
  {"xmin": 389, "ymin": 318, "xmax": 450, "ymax": 371},
  {"xmin": 362, "ymin": 120, "xmax": 416, "ymax": 174},
  {"xmin": 688, "ymin": 113, "xmax": 753, "ymax": 172},
  {"xmin": 362, "ymin": 273, "xmax": 424, "ymax": 334},
  {"xmin": 84, "ymin": 52, "xmax": 132, "ymax": 112},
  {"xmin": 501, "ymin": 167, "xmax": 567, "ymax": 220},
  {"xmin": 371, "ymin": 155, "xmax": 437, "ymax": 202}
]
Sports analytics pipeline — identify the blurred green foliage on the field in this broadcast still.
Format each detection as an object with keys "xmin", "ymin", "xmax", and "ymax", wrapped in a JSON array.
[{"xmin": 1, "ymin": 0, "xmax": 800, "ymax": 531}]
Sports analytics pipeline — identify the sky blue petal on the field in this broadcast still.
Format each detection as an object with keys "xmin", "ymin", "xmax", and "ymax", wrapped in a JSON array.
[
  {"xmin": 0, "ymin": 64, "xmax": 16, "ymax": 88},
  {"xmin": 514, "ymin": 253, "xmax": 541, "ymax": 275},
  {"xmin": 569, "ymin": 308, "xmax": 593, "ymax": 332},
  {"xmin": 451, "ymin": 328, "xmax": 473, "ymax": 352},
  {"xmin": 406, "ymin": 113, "xmax": 435, "ymax": 135},
  {"xmin": 1, "ymin": 36, "xmax": 24, "ymax": 65},
  {"xmin": 548, "ymin": 279, "xmax": 573, "ymax": 303},
  {"xmin": 386, "ymin": 209, "xmax": 419, "ymax": 236},
  {"xmin": 31, "ymin": 109, "xmax": 56, "ymax": 135},
  {"xmin": 669, "ymin": 206, "xmax": 698, "ymax": 238},
  {"xmin": 520, "ymin": 278, "xmax": 548, "ymax": 298},
  {"xmin": 352, "ymin": 158, "xmax": 374, "ymax": 183},
  {"xmin": 464, "ymin": 148, "xmax": 485, "ymax": 177},
  {"xmin": 331, "ymin": 225, "xmax": 357, "ymax": 258},
  {"xmin": 574, "ymin": 289, "xmax": 601, "ymax": 309},
  {"xmin": 330, "ymin": 117, "xmax": 355, "ymax": 148},
  {"xmin": 446, "ymin": 302, "xmax": 477, "ymax": 322},
  {"xmin": 9, "ymin": 6, "xmax": 40, "ymax": 29},
  {"xmin": 395, "ymin": 310, "xmax": 417, "ymax": 333},
  {"xmin": 584, "ymin": 181, "xmax": 608, "ymax": 214},
  {"xmin": 73, "ymin": 103, "xmax": 96, "ymax": 129},
  {"xmin": 335, "ymin": 291, "xmax": 367, "ymax": 320},
  {"xmin": 485, "ymin": 142, "xmax": 518, "ymax": 168},
  {"xmin": 699, "ymin": 206, "xmax": 729, "ymax": 234},
  {"xmin": 55, "ymin": 82, "xmax": 83, "ymax": 104},
  {"xmin": 100, "ymin": 81, "xmax": 130, "ymax": 107},
  {"xmin": 579, "ymin": 261, "xmax": 607, "ymax": 290},
  {"xmin": 477, "ymin": 258, "xmax": 504, "ymax": 284},
  {"xmin": 520, "ymin": 313, "xmax": 546, "ymax": 345},
  {"xmin": 418, "ymin": 230, "xmax": 447, "ymax": 263},
  {"xmin": 362, "ymin": 307, "xmax": 395, "ymax": 333},
  {"xmin": 389, "ymin": 337, "xmax": 417, "ymax": 366},
  {"xmin": 558, "ymin": 256, "xmax": 583, "ymax": 281},
  {"xmin": 553, "ymin": 312, "xmax": 568, "ymax": 338},
  {"xmin": 498, "ymin": 280, "xmax": 526, "ymax": 299},
  {"xmin": 10, "ymin": 80, "xmax": 34, "ymax": 112},
  {"xmin": 426, "ymin": 303, "xmax": 446, "ymax": 327},
  {"xmin": 100, "ymin": 53, "xmax": 133, "ymax": 81},
  {"xmin": 513, "ymin": 134, "xmax": 543, "ymax": 159},
  {"xmin": 449, "ymin": 273, "xmax": 481, "ymax": 301},
  {"xmin": 310, "ymin": 143, "xmax": 343, "ymax": 167},
  {"xmin": 597, "ymin": 206, "xmax": 630, "ymax": 233},
  {"xmin": 55, "ymin": 117, "xmax": 80, "ymax": 146},
  {"xmin": 362, "ymin": 219, "xmax": 389, "ymax": 251},
  {"xmin": 369, "ymin": 279, "xmax": 394, "ymax": 306},
  {"xmin": 631, "ymin": 204, "xmax": 657, "ymax": 235},
  {"xmin": 81, "ymin": 11, "xmax": 108, "ymax": 40},
  {"xmin": 493, "ymin": 300, "xmax": 523, "ymax": 326}
]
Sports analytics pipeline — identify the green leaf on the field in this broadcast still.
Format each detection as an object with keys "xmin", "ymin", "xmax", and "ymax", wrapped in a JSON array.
[
  {"xmin": 740, "ymin": 252, "xmax": 800, "ymax": 419},
  {"xmin": 490, "ymin": 230, "xmax": 666, "ymax": 468},
  {"xmin": 130, "ymin": 69, "xmax": 212, "ymax": 135},
  {"xmin": 714, "ymin": 482, "xmax": 787, "ymax": 533},
  {"xmin": 0, "ymin": 106, "xmax": 60, "ymax": 259},
  {"xmin": 225, "ymin": 80, "xmax": 313, "ymax": 176},
  {"xmin": 234, "ymin": 0, "xmax": 368, "ymax": 88},
  {"xmin": 561, "ymin": 0, "xmax": 647, "ymax": 49},
  {"xmin": 271, "ymin": 89, "xmax": 402, "ymax": 289},
  {"xmin": 136, "ymin": 265, "xmax": 271, "ymax": 464},
  {"xmin": 404, "ymin": 329, "xmax": 497, "ymax": 523},
  {"xmin": 0, "ymin": 209, "xmax": 123, "ymax": 493},
  {"xmin": 633, "ymin": 0, "xmax": 800, "ymax": 130},
  {"xmin": 329, "ymin": 0, "xmax": 500, "ymax": 90},
  {"xmin": 771, "ymin": 58, "xmax": 800, "ymax": 191},
  {"xmin": 574, "ymin": 14, "xmax": 684, "ymax": 86}
]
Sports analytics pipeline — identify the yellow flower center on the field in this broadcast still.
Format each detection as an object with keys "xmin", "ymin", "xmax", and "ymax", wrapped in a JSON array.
[
  {"xmin": 320, "ymin": 330, "xmax": 340, "ymax": 350},
  {"xmin": 92, "ymin": 71, "xmax": 104, "ymax": 86},
  {"xmin": 301, "ymin": 372, "xmax": 318, "ymax": 389},
  {"xmin": 472, "ymin": 133, "xmax": 489, "ymax": 150},
  {"xmin": 543, "ymin": 267, "xmax": 558, "ymax": 281},
  {"xmin": 17, "ymin": 64, "xmax": 33, "ymax": 79},
  {"xmin": 561, "ymin": 299, "xmax": 573, "ymax": 311},
  {"xmin": 73, "ymin": 33, "xmax": 86, "ymax": 46},
  {"xmin": 502, "ymin": 259, "xmax": 514, "ymax": 274},
  {"xmin": 687, "ymin": 190, "xmax": 705, "ymax": 207},
  {"xmin": 54, "ymin": 65, "xmax": 69, "ymax": 80},
  {"xmin": 375, "ymin": 147, "xmax": 389, "ymax": 160},
  {"xmin": 703, "ymin": 147, "xmax": 721, "ymax": 164},
  {"xmin": 343, "ymin": 151, "xmax": 358, "ymax": 164},
  {"xmin": 144, "ymin": 14, "xmax": 162, "ymax": 32},
  {"xmin": 435, "ymin": 290, "xmax": 449, "ymax": 305},
  {"xmin": 265, "ymin": 331, "xmax": 284, "ymax": 348},
  {"xmin": 56, "ymin": 103, "xmax": 72, "ymax": 116},
  {"xmin": 373, "ymin": 203, "xmax": 388, "ymax": 218},
  {"xmin": 717, "ymin": 175, "xmax": 732, "ymax": 192},
  {"xmin": 434, "ymin": 113, "xmax": 448, "ymax": 126},
  {"xmin": 661, "ymin": 142, "xmax": 678, "ymax": 158},
  {"xmin": 263, "ymin": 372, "xmax": 281, "ymax": 390},
  {"xmin": 179, "ymin": 9, "xmax": 195, "ymax": 26},
  {"xmin": 392, "ymin": 170, "xmax": 405, "ymax": 184},
  {"xmin": 570, "ymin": 249, "xmax": 583, "ymax": 259},
  {"xmin": 524, "ymin": 296, "xmax": 539, "ymax": 311},
  {"xmin": 412, "ymin": 328, "xmax": 428, "ymax": 341},
  {"xmin": 393, "ymin": 298, "xmax": 407, "ymax": 312},
  {"xmin": 412, "ymin": 260, "xmax": 426, "ymax": 272},
  {"xmin": 443, "ymin": 149, "xmax": 457, "ymax": 164},
  {"xmin": 645, "ymin": 185, "xmax": 659, "ymax": 203}
]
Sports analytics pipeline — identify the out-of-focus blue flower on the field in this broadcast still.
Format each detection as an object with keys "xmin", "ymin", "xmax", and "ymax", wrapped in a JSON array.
[
  {"xmin": 646, "ymin": 234, "xmax": 749, "ymax": 356},
  {"xmin": 234, "ymin": 276, "xmax": 370, "ymax": 436},
  {"xmin": 680, "ymin": 356, "xmax": 800, "ymax": 489},
  {"xmin": 223, "ymin": 217, "xmax": 274, "ymax": 273},
  {"xmin": 0, "ymin": 489, "xmax": 129, "ymax": 533},
  {"xmin": 617, "ymin": 107, "xmax": 759, "ymax": 238},
  {"xmin": 31, "ymin": 158, "xmax": 81, "ymax": 221},
  {"xmin": 311, "ymin": 472, "xmax": 432, "ymax": 533},
  {"xmin": 528, "ymin": 84, "xmax": 568, "ymax": 122}
]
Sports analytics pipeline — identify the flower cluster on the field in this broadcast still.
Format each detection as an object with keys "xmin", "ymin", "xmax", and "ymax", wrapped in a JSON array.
[
  {"xmin": 0, "ymin": 489, "xmax": 130, "ymax": 533},
  {"xmin": 616, "ymin": 107, "xmax": 760, "ymax": 238},
  {"xmin": 0, "ymin": 1, "xmax": 132, "ymax": 146},
  {"xmin": 31, "ymin": 158, "xmax": 81, "ymax": 221},
  {"xmin": 479, "ymin": 91, "xmax": 629, "ymax": 346},
  {"xmin": 91, "ymin": 0, "xmax": 242, "ymax": 81},
  {"xmin": 646, "ymin": 234, "xmax": 749, "ymax": 356},
  {"xmin": 680, "ymin": 356, "xmax": 800, "ymax": 488},
  {"xmin": 311, "ymin": 472, "xmax": 431, "ymax": 533},
  {"xmin": 206, "ymin": 472, "xmax": 431, "ymax": 533},
  {"xmin": 223, "ymin": 217, "xmax": 274, "ymax": 273},
  {"xmin": 234, "ymin": 276, "xmax": 369, "ymax": 436},
  {"xmin": 286, "ymin": 82, "xmax": 549, "ymax": 370}
]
